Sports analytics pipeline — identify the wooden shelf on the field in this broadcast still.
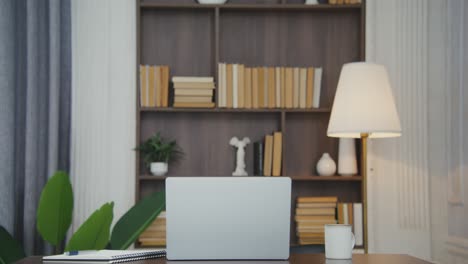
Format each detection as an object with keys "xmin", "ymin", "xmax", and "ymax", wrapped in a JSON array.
[
  {"xmin": 140, "ymin": 3, "xmax": 362, "ymax": 11},
  {"xmin": 139, "ymin": 175, "xmax": 362, "ymax": 181},
  {"xmin": 140, "ymin": 107, "xmax": 331, "ymax": 113},
  {"xmin": 290, "ymin": 175, "xmax": 362, "ymax": 181}
]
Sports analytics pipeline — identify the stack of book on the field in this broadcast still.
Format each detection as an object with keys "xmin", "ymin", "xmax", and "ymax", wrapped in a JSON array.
[
  {"xmin": 295, "ymin": 196, "xmax": 338, "ymax": 245},
  {"xmin": 138, "ymin": 211, "xmax": 166, "ymax": 246},
  {"xmin": 337, "ymin": 203, "xmax": 364, "ymax": 247},
  {"xmin": 139, "ymin": 65, "xmax": 169, "ymax": 107},
  {"xmin": 172, "ymin": 76, "xmax": 215, "ymax": 108},
  {"xmin": 253, "ymin": 131, "xmax": 283, "ymax": 176},
  {"xmin": 218, "ymin": 63, "xmax": 322, "ymax": 109}
]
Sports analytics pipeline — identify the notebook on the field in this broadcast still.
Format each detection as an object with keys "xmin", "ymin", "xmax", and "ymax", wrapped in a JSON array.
[{"xmin": 43, "ymin": 249, "xmax": 166, "ymax": 263}]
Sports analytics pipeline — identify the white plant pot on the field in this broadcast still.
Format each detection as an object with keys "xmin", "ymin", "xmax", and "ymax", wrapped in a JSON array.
[
  {"xmin": 150, "ymin": 162, "xmax": 168, "ymax": 176},
  {"xmin": 316, "ymin": 153, "xmax": 337, "ymax": 176},
  {"xmin": 197, "ymin": 0, "xmax": 228, "ymax": 4}
]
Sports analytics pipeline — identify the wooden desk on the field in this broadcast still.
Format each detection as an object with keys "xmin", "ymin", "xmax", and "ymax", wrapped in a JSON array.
[{"xmin": 19, "ymin": 253, "xmax": 432, "ymax": 264}]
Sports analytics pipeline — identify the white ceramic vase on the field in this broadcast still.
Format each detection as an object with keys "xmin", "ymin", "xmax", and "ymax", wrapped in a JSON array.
[
  {"xmin": 316, "ymin": 153, "xmax": 336, "ymax": 176},
  {"xmin": 150, "ymin": 162, "xmax": 168, "ymax": 176},
  {"xmin": 338, "ymin": 138, "xmax": 358, "ymax": 176}
]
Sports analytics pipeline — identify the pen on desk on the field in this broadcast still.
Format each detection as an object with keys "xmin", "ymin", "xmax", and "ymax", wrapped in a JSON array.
[{"xmin": 65, "ymin": 250, "xmax": 99, "ymax": 256}]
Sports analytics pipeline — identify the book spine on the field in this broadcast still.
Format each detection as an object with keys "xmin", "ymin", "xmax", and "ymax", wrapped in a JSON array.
[{"xmin": 253, "ymin": 141, "xmax": 264, "ymax": 176}]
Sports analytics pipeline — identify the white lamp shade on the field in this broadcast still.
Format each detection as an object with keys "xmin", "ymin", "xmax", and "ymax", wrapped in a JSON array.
[{"xmin": 327, "ymin": 62, "xmax": 402, "ymax": 138}]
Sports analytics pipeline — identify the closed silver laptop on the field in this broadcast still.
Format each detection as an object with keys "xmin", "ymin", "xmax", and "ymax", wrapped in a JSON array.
[{"xmin": 166, "ymin": 177, "xmax": 291, "ymax": 260}]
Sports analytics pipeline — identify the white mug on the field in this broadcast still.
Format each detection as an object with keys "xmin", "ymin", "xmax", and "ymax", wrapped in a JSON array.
[{"xmin": 325, "ymin": 224, "xmax": 355, "ymax": 259}]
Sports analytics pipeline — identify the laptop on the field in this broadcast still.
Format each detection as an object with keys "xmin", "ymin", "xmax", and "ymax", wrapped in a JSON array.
[{"xmin": 166, "ymin": 177, "xmax": 291, "ymax": 260}]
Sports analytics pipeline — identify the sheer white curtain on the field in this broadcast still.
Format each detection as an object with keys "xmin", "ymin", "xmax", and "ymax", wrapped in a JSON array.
[{"xmin": 71, "ymin": 0, "xmax": 136, "ymax": 233}]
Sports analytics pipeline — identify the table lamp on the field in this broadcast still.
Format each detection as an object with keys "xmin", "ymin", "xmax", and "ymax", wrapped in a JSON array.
[{"xmin": 327, "ymin": 62, "xmax": 402, "ymax": 253}]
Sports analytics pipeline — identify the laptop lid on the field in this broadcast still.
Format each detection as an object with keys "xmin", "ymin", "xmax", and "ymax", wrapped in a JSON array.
[{"xmin": 166, "ymin": 177, "xmax": 291, "ymax": 260}]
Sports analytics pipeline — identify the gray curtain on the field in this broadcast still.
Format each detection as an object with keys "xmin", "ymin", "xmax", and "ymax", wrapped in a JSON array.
[{"xmin": 0, "ymin": 0, "xmax": 71, "ymax": 256}]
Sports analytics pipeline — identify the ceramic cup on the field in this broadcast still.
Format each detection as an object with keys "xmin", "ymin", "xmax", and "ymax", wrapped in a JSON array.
[{"xmin": 325, "ymin": 224, "xmax": 355, "ymax": 259}]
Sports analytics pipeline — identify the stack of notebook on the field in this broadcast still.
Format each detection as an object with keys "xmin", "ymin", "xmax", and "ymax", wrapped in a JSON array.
[
  {"xmin": 138, "ymin": 211, "xmax": 166, "ymax": 246},
  {"xmin": 172, "ymin": 76, "xmax": 215, "ymax": 108},
  {"xmin": 295, "ymin": 196, "xmax": 338, "ymax": 245}
]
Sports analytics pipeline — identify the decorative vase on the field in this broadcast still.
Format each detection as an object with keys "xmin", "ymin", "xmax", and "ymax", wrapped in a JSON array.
[
  {"xmin": 150, "ymin": 162, "xmax": 168, "ymax": 176},
  {"xmin": 316, "ymin": 153, "xmax": 336, "ymax": 176},
  {"xmin": 305, "ymin": 0, "xmax": 319, "ymax": 4},
  {"xmin": 338, "ymin": 138, "xmax": 358, "ymax": 176}
]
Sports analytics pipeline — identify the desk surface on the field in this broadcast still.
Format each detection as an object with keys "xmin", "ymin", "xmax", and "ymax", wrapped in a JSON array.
[{"xmin": 19, "ymin": 253, "xmax": 432, "ymax": 264}]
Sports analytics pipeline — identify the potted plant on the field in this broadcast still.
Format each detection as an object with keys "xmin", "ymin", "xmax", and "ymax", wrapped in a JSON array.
[{"xmin": 136, "ymin": 132, "xmax": 183, "ymax": 176}]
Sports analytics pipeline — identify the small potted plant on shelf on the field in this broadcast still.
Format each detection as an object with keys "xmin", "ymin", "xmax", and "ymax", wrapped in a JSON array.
[{"xmin": 135, "ymin": 132, "xmax": 183, "ymax": 176}]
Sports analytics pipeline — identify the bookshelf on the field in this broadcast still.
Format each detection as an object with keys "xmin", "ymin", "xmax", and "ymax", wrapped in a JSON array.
[{"xmin": 136, "ymin": 0, "xmax": 365, "ymax": 248}]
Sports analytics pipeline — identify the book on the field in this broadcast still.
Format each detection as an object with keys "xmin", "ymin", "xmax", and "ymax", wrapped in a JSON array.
[
  {"xmin": 233, "ymin": 64, "xmax": 238, "ymax": 108},
  {"xmin": 174, "ymin": 96, "xmax": 212, "ymax": 103},
  {"xmin": 139, "ymin": 65, "xmax": 148, "ymax": 107},
  {"xmin": 293, "ymin": 67, "xmax": 300, "ymax": 108},
  {"xmin": 294, "ymin": 215, "xmax": 337, "ymax": 222},
  {"xmin": 263, "ymin": 67, "xmax": 269, "ymax": 108},
  {"xmin": 43, "ymin": 249, "xmax": 166, "ymax": 263},
  {"xmin": 285, "ymin": 68, "xmax": 293, "ymax": 108},
  {"xmin": 275, "ymin": 67, "xmax": 281, "ymax": 108},
  {"xmin": 218, "ymin": 63, "xmax": 224, "ymax": 107},
  {"xmin": 313, "ymin": 67, "xmax": 322, "ymax": 108},
  {"xmin": 281, "ymin": 67, "xmax": 286, "ymax": 108},
  {"xmin": 263, "ymin": 134, "xmax": 273, "ymax": 176},
  {"xmin": 299, "ymin": 67, "xmax": 307, "ymax": 108},
  {"xmin": 296, "ymin": 202, "xmax": 337, "ymax": 208},
  {"xmin": 161, "ymin": 66, "xmax": 169, "ymax": 107},
  {"xmin": 226, "ymin": 64, "xmax": 233, "ymax": 108},
  {"xmin": 174, "ymin": 89, "xmax": 214, "ymax": 96},
  {"xmin": 238, "ymin": 64, "xmax": 245, "ymax": 108},
  {"xmin": 353, "ymin": 203, "xmax": 363, "ymax": 246},
  {"xmin": 296, "ymin": 220, "xmax": 337, "ymax": 227},
  {"xmin": 148, "ymin": 66, "xmax": 156, "ymax": 107},
  {"xmin": 245, "ymin": 67, "xmax": 252, "ymax": 108},
  {"xmin": 258, "ymin": 67, "xmax": 264, "ymax": 108},
  {"xmin": 173, "ymin": 102, "xmax": 215, "ymax": 108},
  {"xmin": 297, "ymin": 196, "xmax": 338, "ymax": 203},
  {"xmin": 138, "ymin": 231, "xmax": 166, "ymax": 238},
  {"xmin": 139, "ymin": 238, "xmax": 167, "ymax": 246},
  {"xmin": 272, "ymin": 132, "xmax": 282, "ymax": 176},
  {"xmin": 296, "ymin": 232, "xmax": 325, "ymax": 238},
  {"xmin": 173, "ymin": 82, "xmax": 215, "ymax": 89},
  {"xmin": 268, "ymin": 67, "xmax": 275, "ymax": 108},
  {"xmin": 296, "ymin": 208, "xmax": 336, "ymax": 216},
  {"xmin": 253, "ymin": 141, "xmax": 264, "ymax": 176},
  {"xmin": 306, "ymin": 67, "xmax": 315, "ymax": 108},
  {"xmin": 172, "ymin": 76, "xmax": 214, "ymax": 83},
  {"xmin": 221, "ymin": 63, "xmax": 227, "ymax": 107},
  {"xmin": 155, "ymin": 66, "xmax": 161, "ymax": 107},
  {"xmin": 252, "ymin": 68, "xmax": 259, "ymax": 109}
]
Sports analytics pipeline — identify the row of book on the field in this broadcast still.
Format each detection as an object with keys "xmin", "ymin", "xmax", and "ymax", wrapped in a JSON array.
[
  {"xmin": 253, "ymin": 132, "xmax": 283, "ymax": 177},
  {"xmin": 139, "ymin": 65, "xmax": 170, "ymax": 107},
  {"xmin": 138, "ymin": 211, "xmax": 166, "ymax": 246},
  {"xmin": 337, "ymin": 202, "xmax": 363, "ymax": 246},
  {"xmin": 295, "ymin": 196, "xmax": 338, "ymax": 245},
  {"xmin": 218, "ymin": 63, "xmax": 322, "ymax": 109},
  {"xmin": 172, "ymin": 76, "xmax": 215, "ymax": 108}
]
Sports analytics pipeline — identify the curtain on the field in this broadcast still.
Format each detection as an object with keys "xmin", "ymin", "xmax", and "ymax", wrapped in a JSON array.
[{"xmin": 0, "ymin": 0, "xmax": 71, "ymax": 256}]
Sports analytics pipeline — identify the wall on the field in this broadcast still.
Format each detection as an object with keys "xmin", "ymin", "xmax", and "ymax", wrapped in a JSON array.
[{"xmin": 70, "ymin": 0, "xmax": 136, "ymax": 234}]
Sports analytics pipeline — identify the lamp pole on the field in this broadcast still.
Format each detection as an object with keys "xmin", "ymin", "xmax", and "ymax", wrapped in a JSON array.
[{"xmin": 361, "ymin": 133, "xmax": 369, "ymax": 253}]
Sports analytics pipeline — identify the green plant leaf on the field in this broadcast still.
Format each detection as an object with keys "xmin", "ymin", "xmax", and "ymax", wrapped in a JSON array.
[
  {"xmin": 65, "ymin": 202, "xmax": 114, "ymax": 251},
  {"xmin": 36, "ymin": 171, "xmax": 73, "ymax": 246},
  {"xmin": 0, "ymin": 226, "xmax": 25, "ymax": 264},
  {"xmin": 110, "ymin": 191, "xmax": 165, "ymax": 250}
]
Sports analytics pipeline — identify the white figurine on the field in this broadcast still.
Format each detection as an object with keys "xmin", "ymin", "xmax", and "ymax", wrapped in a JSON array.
[{"xmin": 229, "ymin": 136, "xmax": 251, "ymax": 176}]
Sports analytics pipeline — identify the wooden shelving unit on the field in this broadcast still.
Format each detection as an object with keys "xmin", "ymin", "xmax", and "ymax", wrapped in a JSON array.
[{"xmin": 136, "ymin": 0, "xmax": 366, "ymax": 248}]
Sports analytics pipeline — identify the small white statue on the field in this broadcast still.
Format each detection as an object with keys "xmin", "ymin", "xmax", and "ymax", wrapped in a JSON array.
[{"xmin": 229, "ymin": 136, "xmax": 251, "ymax": 176}]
